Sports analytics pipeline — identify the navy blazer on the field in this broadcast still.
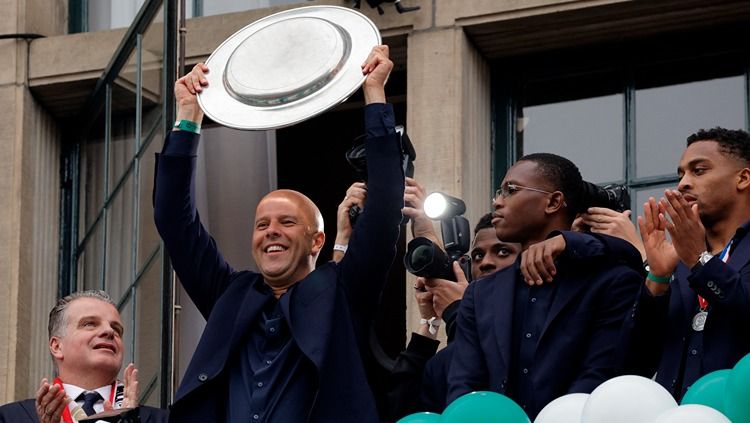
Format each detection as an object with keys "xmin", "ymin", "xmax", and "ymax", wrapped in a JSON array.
[
  {"xmin": 447, "ymin": 232, "xmax": 643, "ymax": 419},
  {"xmin": 621, "ymin": 222, "xmax": 750, "ymax": 398},
  {"xmin": 153, "ymin": 129, "xmax": 404, "ymax": 422},
  {"xmin": 0, "ymin": 400, "xmax": 168, "ymax": 423}
]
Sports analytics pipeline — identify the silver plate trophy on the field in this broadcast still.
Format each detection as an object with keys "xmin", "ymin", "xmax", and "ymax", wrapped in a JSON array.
[{"xmin": 197, "ymin": 5, "xmax": 381, "ymax": 130}]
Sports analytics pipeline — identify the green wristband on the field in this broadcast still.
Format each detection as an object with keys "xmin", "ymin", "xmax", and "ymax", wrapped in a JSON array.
[
  {"xmin": 646, "ymin": 271, "xmax": 672, "ymax": 284},
  {"xmin": 174, "ymin": 119, "xmax": 201, "ymax": 134}
]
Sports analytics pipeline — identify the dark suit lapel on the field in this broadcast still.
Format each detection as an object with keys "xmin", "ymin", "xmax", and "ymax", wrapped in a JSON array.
[
  {"xmin": 227, "ymin": 280, "xmax": 268, "ymax": 352},
  {"xmin": 283, "ymin": 263, "xmax": 337, "ymax": 370},
  {"xmin": 538, "ymin": 269, "xmax": 589, "ymax": 343},
  {"xmin": 726, "ymin": 235, "xmax": 750, "ymax": 272},
  {"xmin": 490, "ymin": 270, "xmax": 517, "ymax": 375},
  {"xmin": 19, "ymin": 399, "xmax": 38, "ymax": 422},
  {"xmin": 674, "ymin": 264, "xmax": 696, "ymax": 320}
]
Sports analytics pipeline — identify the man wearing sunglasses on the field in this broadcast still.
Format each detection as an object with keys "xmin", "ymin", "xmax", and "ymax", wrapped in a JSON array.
[{"xmin": 447, "ymin": 153, "xmax": 643, "ymax": 419}]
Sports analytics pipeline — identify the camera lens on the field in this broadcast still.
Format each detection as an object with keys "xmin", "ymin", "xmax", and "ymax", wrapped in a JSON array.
[{"xmin": 408, "ymin": 244, "xmax": 434, "ymax": 272}]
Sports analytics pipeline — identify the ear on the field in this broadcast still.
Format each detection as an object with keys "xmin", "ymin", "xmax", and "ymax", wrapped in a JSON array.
[
  {"xmin": 737, "ymin": 167, "xmax": 750, "ymax": 192},
  {"xmin": 544, "ymin": 191, "xmax": 566, "ymax": 215},
  {"xmin": 50, "ymin": 336, "xmax": 63, "ymax": 361},
  {"xmin": 310, "ymin": 231, "xmax": 326, "ymax": 255}
]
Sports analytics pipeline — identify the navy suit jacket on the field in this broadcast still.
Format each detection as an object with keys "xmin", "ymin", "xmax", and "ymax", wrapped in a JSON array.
[
  {"xmin": 0, "ymin": 399, "xmax": 168, "ymax": 423},
  {"xmin": 447, "ymin": 232, "xmax": 643, "ymax": 419},
  {"xmin": 621, "ymin": 222, "xmax": 750, "ymax": 398},
  {"xmin": 153, "ymin": 127, "xmax": 404, "ymax": 422}
]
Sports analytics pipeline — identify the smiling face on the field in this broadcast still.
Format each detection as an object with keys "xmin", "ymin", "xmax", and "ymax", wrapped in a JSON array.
[
  {"xmin": 469, "ymin": 227, "xmax": 521, "ymax": 279},
  {"xmin": 251, "ymin": 190, "xmax": 325, "ymax": 288},
  {"xmin": 50, "ymin": 297, "xmax": 124, "ymax": 386},
  {"xmin": 677, "ymin": 140, "xmax": 748, "ymax": 227}
]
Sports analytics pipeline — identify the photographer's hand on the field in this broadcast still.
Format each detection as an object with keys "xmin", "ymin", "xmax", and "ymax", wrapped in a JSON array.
[
  {"xmin": 424, "ymin": 262, "xmax": 468, "ymax": 317},
  {"xmin": 403, "ymin": 177, "xmax": 441, "ymax": 247},
  {"xmin": 333, "ymin": 182, "xmax": 367, "ymax": 262},
  {"xmin": 580, "ymin": 207, "xmax": 646, "ymax": 261},
  {"xmin": 520, "ymin": 234, "xmax": 566, "ymax": 285},
  {"xmin": 414, "ymin": 277, "xmax": 438, "ymax": 339}
]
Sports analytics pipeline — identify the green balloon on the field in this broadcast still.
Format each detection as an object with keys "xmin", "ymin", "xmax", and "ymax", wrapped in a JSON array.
[
  {"xmin": 681, "ymin": 369, "xmax": 731, "ymax": 413},
  {"xmin": 441, "ymin": 391, "xmax": 530, "ymax": 423},
  {"xmin": 725, "ymin": 353, "xmax": 750, "ymax": 423},
  {"xmin": 397, "ymin": 412, "xmax": 442, "ymax": 423}
]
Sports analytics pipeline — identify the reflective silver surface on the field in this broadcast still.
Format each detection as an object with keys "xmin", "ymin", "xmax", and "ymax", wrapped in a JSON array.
[{"xmin": 198, "ymin": 6, "xmax": 381, "ymax": 130}]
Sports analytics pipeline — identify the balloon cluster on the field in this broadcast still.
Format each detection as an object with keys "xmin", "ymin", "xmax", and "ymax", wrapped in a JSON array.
[
  {"xmin": 397, "ymin": 391, "xmax": 530, "ymax": 423},
  {"xmin": 398, "ymin": 352, "xmax": 750, "ymax": 423}
]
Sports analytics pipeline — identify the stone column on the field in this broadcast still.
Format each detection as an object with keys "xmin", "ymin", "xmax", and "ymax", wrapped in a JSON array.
[
  {"xmin": 0, "ymin": 0, "xmax": 65, "ymax": 401},
  {"xmin": 405, "ymin": 27, "xmax": 492, "ymax": 341}
]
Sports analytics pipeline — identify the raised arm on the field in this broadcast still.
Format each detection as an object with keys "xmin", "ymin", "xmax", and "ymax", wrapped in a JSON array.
[
  {"xmin": 337, "ymin": 46, "xmax": 405, "ymax": 317},
  {"xmin": 153, "ymin": 64, "xmax": 235, "ymax": 318}
]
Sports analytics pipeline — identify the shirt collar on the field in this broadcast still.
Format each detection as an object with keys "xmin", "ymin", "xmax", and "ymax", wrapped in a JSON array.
[{"xmin": 63, "ymin": 383, "xmax": 112, "ymax": 409}]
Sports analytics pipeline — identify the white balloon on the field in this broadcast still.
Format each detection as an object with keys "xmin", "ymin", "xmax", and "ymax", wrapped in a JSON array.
[
  {"xmin": 652, "ymin": 404, "xmax": 731, "ymax": 423},
  {"xmin": 580, "ymin": 375, "xmax": 677, "ymax": 423},
  {"xmin": 534, "ymin": 393, "xmax": 590, "ymax": 423}
]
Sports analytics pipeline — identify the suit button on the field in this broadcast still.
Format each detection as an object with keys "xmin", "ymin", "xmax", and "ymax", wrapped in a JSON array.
[
  {"xmin": 691, "ymin": 349, "xmax": 698, "ymax": 356},
  {"xmin": 522, "ymin": 368, "xmax": 529, "ymax": 374},
  {"xmin": 198, "ymin": 373, "xmax": 208, "ymax": 382},
  {"xmin": 525, "ymin": 332, "xmax": 532, "ymax": 339},
  {"xmin": 707, "ymin": 281, "xmax": 714, "ymax": 288}
]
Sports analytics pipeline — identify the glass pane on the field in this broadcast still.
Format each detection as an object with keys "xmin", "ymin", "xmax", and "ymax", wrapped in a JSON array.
[
  {"xmin": 633, "ymin": 183, "xmax": 677, "ymax": 238},
  {"xmin": 79, "ymin": 220, "xmax": 105, "ymax": 291},
  {"xmin": 88, "ymin": 0, "xmax": 146, "ymax": 31},
  {"xmin": 135, "ymin": 256, "xmax": 162, "ymax": 404},
  {"xmin": 635, "ymin": 76, "xmax": 745, "ymax": 179},
  {"xmin": 118, "ymin": 292, "xmax": 135, "ymax": 366},
  {"xmin": 110, "ymin": 49, "xmax": 138, "ymax": 191},
  {"xmin": 141, "ymin": 21, "xmax": 164, "ymax": 138},
  {"xmin": 80, "ymin": 120, "xmax": 106, "ymax": 236},
  {"xmin": 106, "ymin": 175, "xmax": 135, "ymax": 303},
  {"xmin": 201, "ymin": 0, "xmax": 303, "ymax": 16},
  {"xmin": 137, "ymin": 134, "xmax": 163, "ymax": 270},
  {"xmin": 520, "ymin": 94, "xmax": 624, "ymax": 183},
  {"xmin": 139, "ymin": 374, "xmax": 161, "ymax": 408}
]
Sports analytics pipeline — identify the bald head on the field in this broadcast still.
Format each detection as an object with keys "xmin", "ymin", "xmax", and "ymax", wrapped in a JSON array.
[
  {"xmin": 261, "ymin": 189, "xmax": 324, "ymax": 233},
  {"xmin": 252, "ymin": 189, "xmax": 326, "ymax": 289}
]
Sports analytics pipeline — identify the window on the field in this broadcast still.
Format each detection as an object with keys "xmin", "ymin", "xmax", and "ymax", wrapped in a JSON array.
[
  {"xmin": 493, "ymin": 25, "xmax": 750, "ymax": 215},
  {"xmin": 60, "ymin": 0, "xmax": 174, "ymax": 407},
  {"xmin": 70, "ymin": 0, "xmax": 306, "ymax": 32}
]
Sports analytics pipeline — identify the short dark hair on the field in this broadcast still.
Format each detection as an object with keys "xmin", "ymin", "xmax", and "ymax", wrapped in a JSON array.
[
  {"xmin": 687, "ymin": 127, "xmax": 750, "ymax": 165},
  {"xmin": 474, "ymin": 212, "xmax": 494, "ymax": 235},
  {"xmin": 48, "ymin": 290, "xmax": 116, "ymax": 338},
  {"xmin": 518, "ymin": 152, "xmax": 583, "ymax": 217}
]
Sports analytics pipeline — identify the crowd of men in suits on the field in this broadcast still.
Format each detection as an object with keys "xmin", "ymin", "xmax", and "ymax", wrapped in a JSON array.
[{"xmin": 2, "ymin": 43, "xmax": 749, "ymax": 422}]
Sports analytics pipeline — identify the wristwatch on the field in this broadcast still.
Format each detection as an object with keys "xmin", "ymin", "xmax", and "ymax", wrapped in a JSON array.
[{"xmin": 697, "ymin": 251, "xmax": 714, "ymax": 266}]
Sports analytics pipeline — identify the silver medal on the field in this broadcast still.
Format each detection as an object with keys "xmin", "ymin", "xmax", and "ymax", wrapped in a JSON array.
[{"xmin": 692, "ymin": 311, "xmax": 708, "ymax": 331}]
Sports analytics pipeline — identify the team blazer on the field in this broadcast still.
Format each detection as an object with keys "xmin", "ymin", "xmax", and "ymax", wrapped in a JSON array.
[
  {"xmin": 153, "ymin": 129, "xmax": 404, "ymax": 422},
  {"xmin": 620, "ymin": 221, "xmax": 750, "ymax": 398},
  {"xmin": 447, "ymin": 232, "xmax": 644, "ymax": 419},
  {"xmin": 0, "ymin": 400, "xmax": 168, "ymax": 423}
]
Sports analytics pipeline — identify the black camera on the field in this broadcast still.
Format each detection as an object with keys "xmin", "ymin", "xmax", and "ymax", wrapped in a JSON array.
[
  {"xmin": 345, "ymin": 126, "xmax": 416, "ymax": 225},
  {"xmin": 580, "ymin": 181, "xmax": 631, "ymax": 213},
  {"xmin": 404, "ymin": 214, "xmax": 471, "ymax": 281},
  {"xmin": 404, "ymin": 237, "xmax": 459, "ymax": 281}
]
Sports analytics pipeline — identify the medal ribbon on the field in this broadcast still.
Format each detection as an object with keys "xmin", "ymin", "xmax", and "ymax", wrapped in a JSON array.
[
  {"xmin": 697, "ymin": 240, "xmax": 732, "ymax": 311},
  {"xmin": 52, "ymin": 378, "xmax": 118, "ymax": 423}
]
